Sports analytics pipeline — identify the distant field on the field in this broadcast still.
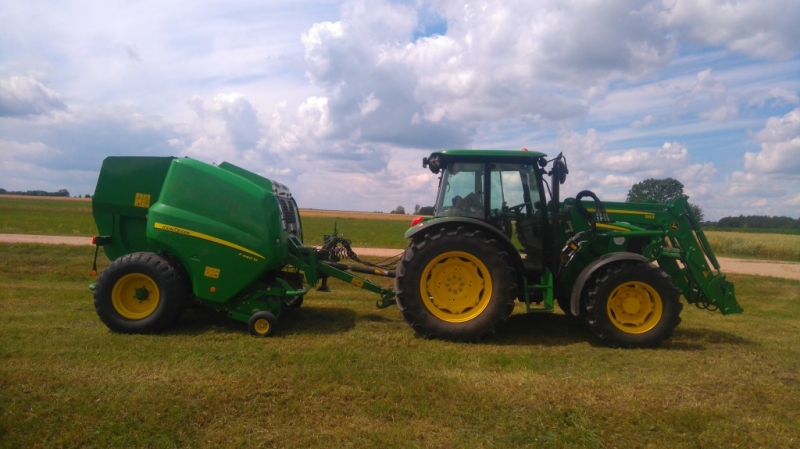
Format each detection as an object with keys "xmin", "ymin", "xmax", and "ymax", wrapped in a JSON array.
[
  {"xmin": 704, "ymin": 231, "xmax": 800, "ymax": 262},
  {"xmin": 1, "ymin": 196, "xmax": 798, "ymax": 260},
  {"xmin": 1, "ymin": 243, "xmax": 798, "ymax": 448}
]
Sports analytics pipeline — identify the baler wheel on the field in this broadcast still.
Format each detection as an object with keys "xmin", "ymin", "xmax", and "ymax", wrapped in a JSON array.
[
  {"xmin": 94, "ymin": 252, "xmax": 188, "ymax": 334},
  {"xmin": 248, "ymin": 311, "xmax": 277, "ymax": 337},
  {"xmin": 583, "ymin": 262, "xmax": 682, "ymax": 348},
  {"xmin": 394, "ymin": 226, "xmax": 517, "ymax": 341}
]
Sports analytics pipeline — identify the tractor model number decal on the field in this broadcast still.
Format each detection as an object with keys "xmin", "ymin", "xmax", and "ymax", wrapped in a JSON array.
[
  {"xmin": 601, "ymin": 209, "xmax": 656, "ymax": 220},
  {"xmin": 153, "ymin": 222, "xmax": 265, "ymax": 260},
  {"xmin": 204, "ymin": 267, "xmax": 221, "ymax": 279},
  {"xmin": 134, "ymin": 193, "xmax": 151, "ymax": 208}
]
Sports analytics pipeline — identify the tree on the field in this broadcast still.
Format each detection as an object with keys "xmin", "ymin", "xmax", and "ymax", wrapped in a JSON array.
[
  {"xmin": 626, "ymin": 178, "xmax": 685, "ymax": 203},
  {"xmin": 390, "ymin": 205, "xmax": 406, "ymax": 214},
  {"xmin": 627, "ymin": 178, "xmax": 704, "ymax": 221},
  {"xmin": 418, "ymin": 206, "xmax": 435, "ymax": 215}
]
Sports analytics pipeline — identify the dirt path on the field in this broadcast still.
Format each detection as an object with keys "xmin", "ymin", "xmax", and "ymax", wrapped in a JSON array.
[{"xmin": 2, "ymin": 233, "xmax": 798, "ymax": 280}]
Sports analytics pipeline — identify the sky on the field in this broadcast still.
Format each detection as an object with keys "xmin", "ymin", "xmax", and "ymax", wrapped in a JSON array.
[{"xmin": 1, "ymin": 0, "xmax": 798, "ymax": 221}]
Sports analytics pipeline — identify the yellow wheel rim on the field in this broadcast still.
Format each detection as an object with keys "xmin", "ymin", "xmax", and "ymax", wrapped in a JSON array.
[
  {"xmin": 606, "ymin": 281, "xmax": 663, "ymax": 334},
  {"xmin": 111, "ymin": 273, "xmax": 160, "ymax": 320},
  {"xmin": 420, "ymin": 251, "xmax": 493, "ymax": 323},
  {"xmin": 253, "ymin": 318, "xmax": 271, "ymax": 335}
]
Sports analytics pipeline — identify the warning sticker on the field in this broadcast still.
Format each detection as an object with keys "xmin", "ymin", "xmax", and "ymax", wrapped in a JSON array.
[
  {"xmin": 134, "ymin": 193, "xmax": 151, "ymax": 208},
  {"xmin": 204, "ymin": 267, "xmax": 221, "ymax": 279}
]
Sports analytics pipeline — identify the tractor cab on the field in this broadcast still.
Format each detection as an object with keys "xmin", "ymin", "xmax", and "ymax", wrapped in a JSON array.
[{"xmin": 423, "ymin": 149, "xmax": 556, "ymax": 270}]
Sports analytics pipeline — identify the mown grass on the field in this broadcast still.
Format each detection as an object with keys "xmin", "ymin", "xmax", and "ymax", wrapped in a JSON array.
[
  {"xmin": 1, "ymin": 243, "xmax": 799, "ymax": 448},
  {"xmin": 2, "ymin": 196, "xmax": 799, "ymax": 261},
  {"xmin": 0, "ymin": 197, "xmax": 95, "ymax": 236}
]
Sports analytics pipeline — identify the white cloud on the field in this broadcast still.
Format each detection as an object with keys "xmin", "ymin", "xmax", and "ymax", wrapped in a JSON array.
[
  {"xmin": 188, "ymin": 93, "xmax": 261, "ymax": 153},
  {"xmin": 747, "ymin": 87, "xmax": 799, "ymax": 108},
  {"xmin": 660, "ymin": 0, "xmax": 800, "ymax": 60},
  {"xmin": 744, "ymin": 108, "xmax": 800, "ymax": 175},
  {"xmin": 0, "ymin": 73, "xmax": 66, "ymax": 117}
]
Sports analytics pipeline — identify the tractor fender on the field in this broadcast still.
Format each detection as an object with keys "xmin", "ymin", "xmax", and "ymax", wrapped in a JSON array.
[
  {"xmin": 569, "ymin": 252, "xmax": 650, "ymax": 317},
  {"xmin": 404, "ymin": 217, "xmax": 525, "ymax": 286}
]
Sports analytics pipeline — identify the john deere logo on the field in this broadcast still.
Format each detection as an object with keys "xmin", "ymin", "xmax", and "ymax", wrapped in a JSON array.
[{"xmin": 670, "ymin": 222, "xmax": 679, "ymax": 231}]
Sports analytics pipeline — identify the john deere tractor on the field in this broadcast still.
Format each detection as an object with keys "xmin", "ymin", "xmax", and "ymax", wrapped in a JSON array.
[{"xmin": 394, "ymin": 149, "xmax": 741, "ymax": 347}]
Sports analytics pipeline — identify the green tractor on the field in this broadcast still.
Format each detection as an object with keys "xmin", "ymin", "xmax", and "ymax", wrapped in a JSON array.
[
  {"xmin": 394, "ymin": 149, "xmax": 741, "ymax": 347},
  {"xmin": 89, "ymin": 150, "xmax": 740, "ymax": 347}
]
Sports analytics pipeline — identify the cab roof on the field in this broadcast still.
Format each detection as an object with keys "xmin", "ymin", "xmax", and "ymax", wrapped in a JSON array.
[{"xmin": 424, "ymin": 149, "xmax": 547, "ymax": 174}]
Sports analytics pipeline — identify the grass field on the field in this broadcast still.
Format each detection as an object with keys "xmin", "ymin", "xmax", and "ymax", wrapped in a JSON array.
[
  {"xmin": 2, "ymin": 196, "xmax": 799, "ymax": 261},
  {"xmin": 1, "ymin": 243, "xmax": 799, "ymax": 448}
]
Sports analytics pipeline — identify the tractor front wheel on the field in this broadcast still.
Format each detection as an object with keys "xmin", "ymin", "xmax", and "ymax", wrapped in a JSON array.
[
  {"xmin": 394, "ymin": 227, "xmax": 517, "ymax": 341},
  {"xmin": 94, "ymin": 252, "xmax": 189, "ymax": 334},
  {"xmin": 583, "ymin": 262, "xmax": 682, "ymax": 348}
]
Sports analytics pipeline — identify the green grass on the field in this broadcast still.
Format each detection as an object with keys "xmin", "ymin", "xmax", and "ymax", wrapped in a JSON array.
[
  {"xmin": 0, "ymin": 197, "xmax": 95, "ymax": 236},
  {"xmin": 1, "ymin": 243, "xmax": 799, "ymax": 448}
]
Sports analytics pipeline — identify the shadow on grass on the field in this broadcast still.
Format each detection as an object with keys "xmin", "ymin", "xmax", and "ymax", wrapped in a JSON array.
[
  {"xmin": 172, "ymin": 305, "xmax": 358, "ymax": 337},
  {"xmin": 490, "ymin": 312, "xmax": 753, "ymax": 350},
  {"xmin": 491, "ymin": 312, "xmax": 594, "ymax": 347},
  {"xmin": 664, "ymin": 327, "xmax": 752, "ymax": 350}
]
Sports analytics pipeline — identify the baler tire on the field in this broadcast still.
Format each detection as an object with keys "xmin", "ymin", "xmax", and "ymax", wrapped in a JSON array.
[
  {"xmin": 394, "ymin": 226, "xmax": 517, "ymax": 342},
  {"xmin": 94, "ymin": 252, "xmax": 188, "ymax": 334},
  {"xmin": 248, "ymin": 311, "xmax": 277, "ymax": 337},
  {"xmin": 583, "ymin": 262, "xmax": 682, "ymax": 348}
]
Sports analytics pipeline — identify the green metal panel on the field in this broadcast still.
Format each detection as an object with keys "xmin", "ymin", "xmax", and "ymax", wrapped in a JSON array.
[
  {"xmin": 92, "ymin": 156, "xmax": 176, "ymax": 261},
  {"xmin": 146, "ymin": 158, "xmax": 287, "ymax": 304}
]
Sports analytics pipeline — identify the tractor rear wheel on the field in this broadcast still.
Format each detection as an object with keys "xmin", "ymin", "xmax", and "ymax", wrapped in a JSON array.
[
  {"xmin": 394, "ymin": 227, "xmax": 517, "ymax": 341},
  {"xmin": 94, "ymin": 252, "xmax": 188, "ymax": 334},
  {"xmin": 583, "ymin": 262, "xmax": 682, "ymax": 348}
]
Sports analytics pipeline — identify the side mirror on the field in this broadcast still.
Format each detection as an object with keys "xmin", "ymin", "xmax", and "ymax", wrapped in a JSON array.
[{"xmin": 555, "ymin": 159, "xmax": 568, "ymax": 185}]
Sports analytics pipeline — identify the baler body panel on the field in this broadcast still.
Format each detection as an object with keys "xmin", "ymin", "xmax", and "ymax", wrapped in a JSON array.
[
  {"xmin": 92, "ymin": 156, "xmax": 176, "ymax": 261},
  {"xmin": 146, "ymin": 158, "xmax": 288, "ymax": 303}
]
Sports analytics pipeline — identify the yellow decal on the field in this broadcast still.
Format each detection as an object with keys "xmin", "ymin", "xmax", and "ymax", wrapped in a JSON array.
[
  {"xmin": 204, "ymin": 267, "xmax": 221, "ymax": 279},
  {"xmin": 594, "ymin": 208, "xmax": 656, "ymax": 220},
  {"xmin": 153, "ymin": 222, "xmax": 265, "ymax": 259},
  {"xmin": 351, "ymin": 278, "xmax": 364, "ymax": 288},
  {"xmin": 596, "ymin": 223, "xmax": 631, "ymax": 232},
  {"xmin": 670, "ymin": 222, "xmax": 680, "ymax": 231},
  {"xmin": 134, "ymin": 193, "xmax": 151, "ymax": 208}
]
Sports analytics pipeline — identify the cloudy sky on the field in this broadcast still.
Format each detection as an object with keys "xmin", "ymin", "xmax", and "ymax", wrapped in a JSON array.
[{"xmin": 1, "ymin": 0, "xmax": 798, "ymax": 220}]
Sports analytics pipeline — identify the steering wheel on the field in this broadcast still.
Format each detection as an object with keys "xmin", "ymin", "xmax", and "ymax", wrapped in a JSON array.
[{"xmin": 506, "ymin": 202, "xmax": 530, "ymax": 215}]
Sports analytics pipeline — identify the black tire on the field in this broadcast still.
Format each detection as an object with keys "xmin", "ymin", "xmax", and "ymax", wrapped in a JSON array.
[
  {"xmin": 582, "ymin": 262, "xmax": 682, "ymax": 348},
  {"xmin": 94, "ymin": 252, "xmax": 189, "ymax": 334},
  {"xmin": 248, "ymin": 311, "xmax": 277, "ymax": 337},
  {"xmin": 556, "ymin": 297, "xmax": 576, "ymax": 317},
  {"xmin": 394, "ymin": 226, "xmax": 517, "ymax": 341}
]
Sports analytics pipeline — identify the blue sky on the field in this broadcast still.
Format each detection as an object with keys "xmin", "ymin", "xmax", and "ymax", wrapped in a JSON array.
[{"xmin": 1, "ymin": 0, "xmax": 798, "ymax": 220}]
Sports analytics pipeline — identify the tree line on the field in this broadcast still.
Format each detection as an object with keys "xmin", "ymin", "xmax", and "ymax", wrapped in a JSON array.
[
  {"xmin": 0, "ymin": 188, "xmax": 70, "ymax": 197},
  {"xmin": 710, "ymin": 215, "xmax": 800, "ymax": 231}
]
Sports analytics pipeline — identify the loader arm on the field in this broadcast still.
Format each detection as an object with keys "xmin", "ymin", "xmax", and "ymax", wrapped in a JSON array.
[{"xmin": 588, "ymin": 196, "xmax": 742, "ymax": 315}]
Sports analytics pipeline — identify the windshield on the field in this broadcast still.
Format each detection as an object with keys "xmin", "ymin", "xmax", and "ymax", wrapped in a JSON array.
[{"xmin": 435, "ymin": 162, "xmax": 540, "ymax": 219}]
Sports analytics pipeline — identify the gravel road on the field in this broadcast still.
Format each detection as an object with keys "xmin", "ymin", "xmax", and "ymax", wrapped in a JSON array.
[{"xmin": 2, "ymin": 233, "xmax": 797, "ymax": 280}]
